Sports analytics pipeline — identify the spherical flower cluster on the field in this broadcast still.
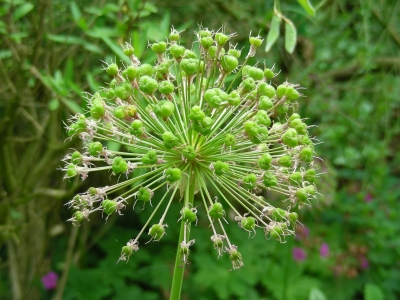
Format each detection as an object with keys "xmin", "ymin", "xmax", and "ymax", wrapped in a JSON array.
[{"xmin": 62, "ymin": 27, "xmax": 319, "ymax": 270}]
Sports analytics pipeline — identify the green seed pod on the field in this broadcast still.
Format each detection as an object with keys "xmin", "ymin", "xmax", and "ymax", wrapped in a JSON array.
[
  {"xmin": 278, "ymin": 155, "xmax": 293, "ymax": 167},
  {"xmin": 106, "ymin": 63, "xmax": 119, "ymax": 76},
  {"xmin": 121, "ymin": 245, "xmax": 133, "ymax": 257},
  {"xmin": 276, "ymin": 84, "xmax": 288, "ymax": 99},
  {"xmin": 227, "ymin": 91, "xmax": 241, "ymax": 106},
  {"xmin": 74, "ymin": 211, "xmax": 84, "ymax": 223},
  {"xmin": 264, "ymin": 68, "xmax": 275, "ymax": 80},
  {"xmin": 182, "ymin": 145, "xmax": 197, "ymax": 160},
  {"xmin": 208, "ymin": 202, "xmax": 225, "ymax": 218},
  {"xmin": 270, "ymin": 227, "xmax": 283, "ymax": 240},
  {"xmin": 298, "ymin": 135, "xmax": 314, "ymax": 148},
  {"xmin": 290, "ymin": 118, "xmax": 302, "ymax": 129},
  {"xmin": 249, "ymin": 36, "xmax": 263, "ymax": 48},
  {"xmin": 169, "ymin": 45, "xmax": 185, "ymax": 60},
  {"xmin": 243, "ymin": 173, "xmax": 257, "ymax": 189},
  {"xmin": 162, "ymin": 131, "xmax": 179, "ymax": 149},
  {"xmin": 125, "ymin": 105, "xmax": 137, "ymax": 118},
  {"xmin": 304, "ymin": 168, "xmax": 316, "ymax": 183},
  {"xmin": 123, "ymin": 66, "xmax": 137, "ymax": 81},
  {"xmin": 137, "ymin": 64, "xmax": 153, "ymax": 78},
  {"xmin": 139, "ymin": 75, "xmax": 158, "ymax": 95},
  {"xmin": 247, "ymin": 66, "xmax": 264, "ymax": 81},
  {"xmin": 102, "ymin": 199, "xmax": 117, "ymax": 215},
  {"xmin": 181, "ymin": 207, "xmax": 197, "ymax": 223},
  {"xmin": 151, "ymin": 41, "xmax": 167, "ymax": 54},
  {"xmin": 294, "ymin": 122, "xmax": 307, "ymax": 135},
  {"xmin": 88, "ymin": 142, "xmax": 103, "ymax": 156},
  {"xmin": 288, "ymin": 212, "xmax": 298, "ymax": 224},
  {"xmin": 213, "ymin": 236, "xmax": 224, "ymax": 250},
  {"xmin": 154, "ymin": 61, "xmax": 170, "ymax": 76},
  {"xmin": 240, "ymin": 77, "xmax": 256, "ymax": 93},
  {"xmin": 221, "ymin": 55, "xmax": 238, "ymax": 73},
  {"xmin": 215, "ymin": 32, "xmax": 229, "ymax": 46},
  {"xmin": 180, "ymin": 58, "xmax": 199, "ymax": 75},
  {"xmin": 200, "ymin": 36, "xmax": 213, "ymax": 49},
  {"xmin": 229, "ymin": 248, "xmax": 242, "ymax": 264},
  {"xmin": 109, "ymin": 79, "xmax": 118, "ymax": 89},
  {"xmin": 130, "ymin": 119, "xmax": 144, "ymax": 136},
  {"xmin": 214, "ymin": 161, "xmax": 229, "ymax": 176},
  {"xmin": 275, "ymin": 103, "xmax": 289, "ymax": 115},
  {"xmin": 88, "ymin": 187, "xmax": 97, "ymax": 196},
  {"xmin": 154, "ymin": 100, "xmax": 174, "ymax": 118},
  {"xmin": 257, "ymin": 82, "xmax": 276, "ymax": 98},
  {"xmin": 123, "ymin": 45, "xmax": 135, "ymax": 56},
  {"xmin": 263, "ymin": 172, "xmax": 278, "ymax": 187},
  {"xmin": 112, "ymin": 156, "xmax": 128, "ymax": 174},
  {"xmin": 114, "ymin": 81, "xmax": 133, "ymax": 100},
  {"xmin": 188, "ymin": 106, "xmax": 205, "ymax": 122},
  {"xmin": 285, "ymin": 86, "xmax": 299, "ymax": 100},
  {"xmin": 71, "ymin": 151, "xmax": 82, "ymax": 164},
  {"xmin": 228, "ymin": 48, "xmax": 241, "ymax": 58},
  {"xmin": 204, "ymin": 88, "xmax": 229, "ymax": 109},
  {"xmin": 258, "ymin": 96, "xmax": 273, "ymax": 111},
  {"xmin": 289, "ymin": 172, "xmax": 302, "ymax": 185},
  {"xmin": 248, "ymin": 125, "xmax": 268, "ymax": 144},
  {"xmin": 282, "ymin": 128, "xmax": 299, "ymax": 148},
  {"xmin": 90, "ymin": 99, "xmax": 105, "ymax": 119},
  {"xmin": 66, "ymin": 164, "xmax": 77, "ymax": 177},
  {"xmin": 255, "ymin": 110, "xmax": 271, "ymax": 126},
  {"xmin": 224, "ymin": 133, "xmax": 236, "ymax": 146},
  {"xmin": 208, "ymin": 46, "xmax": 225, "ymax": 59},
  {"xmin": 166, "ymin": 168, "xmax": 182, "ymax": 183},
  {"xmin": 289, "ymin": 113, "xmax": 301, "ymax": 121},
  {"xmin": 198, "ymin": 30, "xmax": 212, "ymax": 38},
  {"xmin": 271, "ymin": 208, "xmax": 286, "ymax": 221},
  {"xmin": 244, "ymin": 121, "xmax": 259, "ymax": 137},
  {"xmin": 158, "ymin": 81, "xmax": 175, "ymax": 95},
  {"xmin": 305, "ymin": 185, "xmax": 316, "ymax": 195},
  {"xmin": 192, "ymin": 117, "xmax": 213, "ymax": 135},
  {"xmin": 105, "ymin": 88, "xmax": 116, "ymax": 101},
  {"xmin": 299, "ymin": 147, "xmax": 313, "ymax": 162},
  {"xmin": 68, "ymin": 117, "xmax": 85, "ymax": 136},
  {"xmin": 137, "ymin": 187, "xmax": 152, "ymax": 202},
  {"xmin": 148, "ymin": 224, "xmax": 165, "ymax": 241},
  {"xmin": 114, "ymin": 106, "xmax": 126, "ymax": 119},
  {"xmin": 169, "ymin": 30, "xmax": 180, "ymax": 41},
  {"xmin": 142, "ymin": 150, "xmax": 157, "ymax": 165},
  {"xmin": 184, "ymin": 49, "xmax": 197, "ymax": 59},
  {"xmin": 295, "ymin": 188, "xmax": 308, "ymax": 202},
  {"xmin": 241, "ymin": 217, "xmax": 256, "ymax": 231},
  {"xmin": 258, "ymin": 153, "xmax": 272, "ymax": 170}
]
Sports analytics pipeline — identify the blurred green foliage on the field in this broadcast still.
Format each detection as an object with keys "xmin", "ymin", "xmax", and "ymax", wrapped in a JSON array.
[{"xmin": 1, "ymin": 0, "xmax": 399, "ymax": 299}]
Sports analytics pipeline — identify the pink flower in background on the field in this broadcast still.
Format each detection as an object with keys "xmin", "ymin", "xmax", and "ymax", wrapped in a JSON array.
[
  {"xmin": 293, "ymin": 247, "xmax": 307, "ymax": 261},
  {"xmin": 364, "ymin": 193, "xmax": 373, "ymax": 202},
  {"xmin": 360, "ymin": 256, "xmax": 369, "ymax": 269},
  {"xmin": 295, "ymin": 225, "xmax": 309, "ymax": 240},
  {"xmin": 320, "ymin": 243, "xmax": 329, "ymax": 258},
  {"xmin": 42, "ymin": 271, "xmax": 58, "ymax": 290}
]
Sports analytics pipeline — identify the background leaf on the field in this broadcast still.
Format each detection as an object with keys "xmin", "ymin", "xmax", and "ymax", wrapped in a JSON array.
[
  {"xmin": 265, "ymin": 13, "xmax": 281, "ymax": 52},
  {"xmin": 284, "ymin": 20, "xmax": 297, "ymax": 54}
]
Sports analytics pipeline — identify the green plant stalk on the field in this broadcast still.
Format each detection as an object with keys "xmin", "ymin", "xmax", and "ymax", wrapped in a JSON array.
[{"xmin": 169, "ymin": 170, "xmax": 196, "ymax": 300}]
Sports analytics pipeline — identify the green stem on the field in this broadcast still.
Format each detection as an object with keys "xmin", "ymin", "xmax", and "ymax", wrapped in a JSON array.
[{"xmin": 169, "ymin": 168, "xmax": 196, "ymax": 300}]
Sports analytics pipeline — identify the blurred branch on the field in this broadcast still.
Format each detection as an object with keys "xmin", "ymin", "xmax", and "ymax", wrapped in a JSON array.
[
  {"xmin": 7, "ymin": 241, "xmax": 22, "ymax": 300},
  {"xmin": 33, "ymin": 188, "xmax": 69, "ymax": 199},
  {"xmin": 323, "ymin": 57, "xmax": 400, "ymax": 80},
  {"xmin": 372, "ymin": 8, "xmax": 400, "ymax": 47}
]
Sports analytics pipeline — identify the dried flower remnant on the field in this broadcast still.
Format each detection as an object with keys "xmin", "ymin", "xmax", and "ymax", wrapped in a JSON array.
[{"xmin": 62, "ymin": 27, "xmax": 320, "ymax": 270}]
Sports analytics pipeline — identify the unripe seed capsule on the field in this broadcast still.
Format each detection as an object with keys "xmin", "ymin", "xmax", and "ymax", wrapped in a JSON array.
[
  {"xmin": 278, "ymin": 155, "xmax": 293, "ymax": 167},
  {"xmin": 162, "ymin": 131, "xmax": 179, "ymax": 149},
  {"xmin": 169, "ymin": 45, "xmax": 185, "ymax": 60},
  {"xmin": 154, "ymin": 100, "xmax": 174, "ymax": 118},
  {"xmin": 151, "ymin": 42, "xmax": 167, "ymax": 54},
  {"xmin": 181, "ymin": 207, "xmax": 197, "ymax": 223},
  {"xmin": 228, "ymin": 48, "xmax": 241, "ymax": 58},
  {"xmin": 276, "ymin": 84, "xmax": 288, "ymax": 99},
  {"xmin": 258, "ymin": 96, "xmax": 273, "ymax": 111},
  {"xmin": 257, "ymin": 83, "xmax": 276, "ymax": 98},
  {"xmin": 204, "ymin": 88, "xmax": 229, "ymax": 109},
  {"xmin": 241, "ymin": 217, "xmax": 256, "ymax": 231},
  {"xmin": 74, "ymin": 211, "xmax": 84, "ymax": 223},
  {"xmin": 123, "ymin": 45, "xmax": 135, "ymax": 57},
  {"xmin": 166, "ymin": 168, "xmax": 182, "ymax": 183},
  {"xmin": 243, "ymin": 173, "xmax": 257, "ymax": 189},
  {"xmin": 271, "ymin": 208, "xmax": 286, "ymax": 221},
  {"xmin": 221, "ymin": 55, "xmax": 238, "ymax": 73},
  {"xmin": 208, "ymin": 202, "xmax": 225, "ymax": 218},
  {"xmin": 215, "ymin": 32, "xmax": 229, "ymax": 46},
  {"xmin": 148, "ymin": 224, "xmax": 165, "ymax": 241},
  {"xmin": 247, "ymin": 67, "xmax": 264, "ymax": 81},
  {"xmin": 200, "ymin": 37, "xmax": 213, "ymax": 49},
  {"xmin": 282, "ymin": 128, "xmax": 299, "ymax": 148},
  {"xmin": 304, "ymin": 169, "xmax": 316, "ymax": 183},
  {"xmin": 138, "ymin": 187, "xmax": 152, "ymax": 202},
  {"xmin": 288, "ymin": 212, "xmax": 298, "ymax": 224},
  {"xmin": 125, "ymin": 105, "xmax": 137, "ymax": 117},
  {"xmin": 285, "ymin": 86, "xmax": 299, "ymax": 100},
  {"xmin": 130, "ymin": 120, "xmax": 143, "ymax": 136},
  {"xmin": 112, "ymin": 156, "xmax": 128, "ymax": 174},
  {"xmin": 258, "ymin": 153, "xmax": 272, "ymax": 170},
  {"xmin": 71, "ymin": 151, "xmax": 82, "ymax": 164},
  {"xmin": 264, "ymin": 68, "xmax": 275, "ymax": 79},
  {"xmin": 106, "ymin": 63, "xmax": 119, "ymax": 76},
  {"xmin": 182, "ymin": 145, "xmax": 196, "ymax": 160},
  {"xmin": 289, "ymin": 172, "xmax": 302, "ymax": 185},
  {"xmin": 141, "ymin": 150, "xmax": 157, "ymax": 165},
  {"xmin": 214, "ymin": 161, "xmax": 229, "ymax": 176},
  {"xmin": 227, "ymin": 91, "xmax": 241, "ymax": 106},
  {"xmin": 158, "ymin": 81, "xmax": 175, "ymax": 95},
  {"xmin": 249, "ymin": 36, "xmax": 263, "ymax": 48},
  {"xmin": 137, "ymin": 64, "xmax": 153, "ymax": 77},
  {"xmin": 101, "ymin": 200, "xmax": 117, "ymax": 215},
  {"xmin": 114, "ymin": 106, "xmax": 125, "ymax": 119},
  {"xmin": 139, "ymin": 75, "xmax": 158, "ymax": 95},
  {"xmin": 263, "ymin": 172, "xmax": 278, "ymax": 187},
  {"xmin": 255, "ymin": 110, "xmax": 271, "ymax": 126},
  {"xmin": 67, "ymin": 164, "xmax": 77, "ymax": 177},
  {"xmin": 88, "ymin": 142, "xmax": 103, "ymax": 156},
  {"xmin": 121, "ymin": 245, "xmax": 133, "ymax": 257},
  {"xmin": 180, "ymin": 58, "xmax": 200, "ymax": 75},
  {"xmin": 295, "ymin": 188, "xmax": 308, "ymax": 202},
  {"xmin": 299, "ymin": 147, "xmax": 313, "ymax": 162},
  {"xmin": 244, "ymin": 121, "xmax": 259, "ymax": 136},
  {"xmin": 224, "ymin": 133, "xmax": 236, "ymax": 146},
  {"xmin": 114, "ymin": 81, "xmax": 133, "ymax": 100}
]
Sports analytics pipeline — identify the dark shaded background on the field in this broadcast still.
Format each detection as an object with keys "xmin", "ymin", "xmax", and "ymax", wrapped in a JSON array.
[{"xmin": 1, "ymin": 0, "xmax": 399, "ymax": 299}]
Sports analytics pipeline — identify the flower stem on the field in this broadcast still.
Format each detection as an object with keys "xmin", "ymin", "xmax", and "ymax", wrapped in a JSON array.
[{"xmin": 169, "ymin": 169, "xmax": 196, "ymax": 300}]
